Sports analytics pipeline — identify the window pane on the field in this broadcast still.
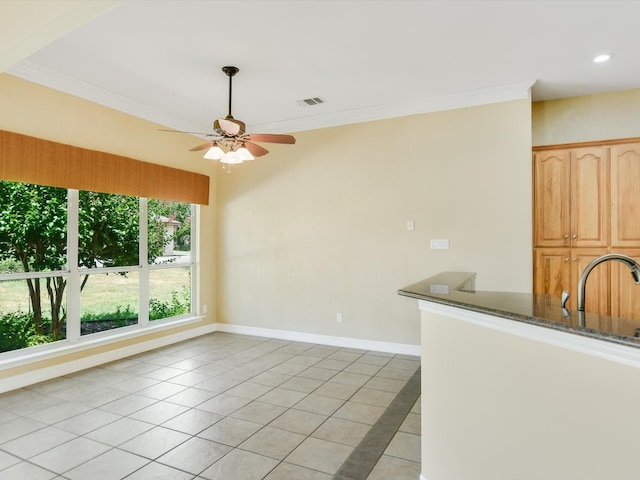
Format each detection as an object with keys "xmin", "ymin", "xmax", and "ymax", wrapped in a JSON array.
[
  {"xmin": 0, "ymin": 277, "xmax": 66, "ymax": 353},
  {"xmin": 0, "ymin": 181, "xmax": 67, "ymax": 273},
  {"xmin": 149, "ymin": 268, "xmax": 191, "ymax": 320},
  {"xmin": 78, "ymin": 191, "xmax": 139, "ymax": 268},
  {"xmin": 148, "ymin": 199, "xmax": 192, "ymax": 265},
  {"xmin": 80, "ymin": 272, "xmax": 139, "ymax": 335}
]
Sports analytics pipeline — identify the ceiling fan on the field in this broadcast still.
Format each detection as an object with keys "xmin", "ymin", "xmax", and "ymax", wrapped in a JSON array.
[{"xmin": 161, "ymin": 66, "xmax": 295, "ymax": 165}]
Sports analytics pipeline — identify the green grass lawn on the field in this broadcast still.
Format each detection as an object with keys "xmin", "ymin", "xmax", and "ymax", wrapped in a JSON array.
[{"xmin": 0, "ymin": 267, "xmax": 191, "ymax": 319}]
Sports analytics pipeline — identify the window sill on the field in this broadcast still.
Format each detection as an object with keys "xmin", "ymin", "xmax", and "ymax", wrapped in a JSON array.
[{"xmin": 0, "ymin": 315, "xmax": 206, "ymax": 372}]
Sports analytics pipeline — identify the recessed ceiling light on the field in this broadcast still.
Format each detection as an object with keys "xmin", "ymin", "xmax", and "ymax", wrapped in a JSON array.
[{"xmin": 593, "ymin": 53, "xmax": 614, "ymax": 63}]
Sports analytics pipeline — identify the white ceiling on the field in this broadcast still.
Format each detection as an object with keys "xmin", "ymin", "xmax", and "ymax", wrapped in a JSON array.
[{"xmin": 4, "ymin": 1, "xmax": 640, "ymax": 136}]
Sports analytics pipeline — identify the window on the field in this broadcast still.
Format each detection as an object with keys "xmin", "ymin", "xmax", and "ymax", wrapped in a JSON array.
[
  {"xmin": 0, "ymin": 181, "xmax": 196, "ymax": 353},
  {"xmin": 148, "ymin": 198, "xmax": 192, "ymax": 323}
]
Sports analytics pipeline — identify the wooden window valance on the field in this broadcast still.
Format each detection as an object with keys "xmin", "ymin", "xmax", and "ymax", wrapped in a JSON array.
[{"xmin": 0, "ymin": 130, "xmax": 209, "ymax": 205}]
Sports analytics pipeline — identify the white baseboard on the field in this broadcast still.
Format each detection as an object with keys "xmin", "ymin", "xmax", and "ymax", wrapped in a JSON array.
[
  {"xmin": 1, "ymin": 321, "xmax": 420, "ymax": 394},
  {"xmin": 215, "ymin": 323, "xmax": 421, "ymax": 357},
  {"xmin": 0, "ymin": 323, "xmax": 216, "ymax": 394}
]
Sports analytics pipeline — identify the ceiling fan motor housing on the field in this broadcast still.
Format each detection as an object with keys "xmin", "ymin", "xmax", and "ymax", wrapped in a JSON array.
[
  {"xmin": 214, "ymin": 118, "xmax": 245, "ymax": 135},
  {"xmin": 222, "ymin": 66, "xmax": 239, "ymax": 77}
]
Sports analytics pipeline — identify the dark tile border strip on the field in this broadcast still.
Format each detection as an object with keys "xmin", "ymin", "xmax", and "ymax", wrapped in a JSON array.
[{"xmin": 333, "ymin": 366, "xmax": 421, "ymax": 480}]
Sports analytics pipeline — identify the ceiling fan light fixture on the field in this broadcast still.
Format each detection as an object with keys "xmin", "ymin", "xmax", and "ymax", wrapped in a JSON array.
[
  {"xmin": 236, "ymin": 146, "xmax": 255, "ymax": 161},
  {"xmin": 221, "ymin": 150, "xmax": 244, "ymax": 164},
  {"xmin": 203, "ymin": 145, "xmax": 225, "ymax": 160},
  {"xmin": 164, "ymin": 65, "xmax": 295, "ymax": 170}
]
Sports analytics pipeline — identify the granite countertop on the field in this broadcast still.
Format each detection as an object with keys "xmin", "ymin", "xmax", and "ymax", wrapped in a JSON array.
[{"xmin": 398, "ymin": 272, "xmax": 640, "ymax": 349}]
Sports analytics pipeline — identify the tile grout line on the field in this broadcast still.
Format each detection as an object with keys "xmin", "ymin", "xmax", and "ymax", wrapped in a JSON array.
[
  {"xmin": 332, "ymin": 366, "xmax": 421, "ymax": 480},
  {"xmin": 0, "ymin": 335, "xmax": 419, "ymax": 479}
]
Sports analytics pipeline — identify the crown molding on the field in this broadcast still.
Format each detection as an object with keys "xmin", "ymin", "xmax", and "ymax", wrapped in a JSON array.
[
  {"xmin": 0, "ymin": 1, "xmax": 122, "ymax": 74},
  {"xmin": 9, "ymin": 60, "xmax": 536, "ymax": 135},
  {"xmin": 7, "ymin": 61, "xmax": 204, "ymax": 134},
  {"xmin": 255, "ymin": 79, "xmax": 537, "ymax": 133}
]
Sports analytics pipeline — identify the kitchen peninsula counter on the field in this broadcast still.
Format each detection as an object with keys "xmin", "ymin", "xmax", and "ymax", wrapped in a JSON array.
[
  {"xmin": 398, "ymin": 271, "xmax": 640, "ymax": 349},
  {"xmin": 401, "ymin": 272, "xmax": 640, "ymax": 480}
]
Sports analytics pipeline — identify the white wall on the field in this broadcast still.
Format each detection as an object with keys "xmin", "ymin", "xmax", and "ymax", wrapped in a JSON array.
[
  {"xmin": 421, "ymin": 308, "xmax": 640, "ymax": 480},
  {"xmin": 217, "ymin": 99, "xmax": 533, "ymax": 347}
]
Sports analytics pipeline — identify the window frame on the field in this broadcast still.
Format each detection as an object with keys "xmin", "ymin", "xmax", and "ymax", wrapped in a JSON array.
[{"xmin": 0, "ymin": 184, "xmax": 199, "ymax": 357}]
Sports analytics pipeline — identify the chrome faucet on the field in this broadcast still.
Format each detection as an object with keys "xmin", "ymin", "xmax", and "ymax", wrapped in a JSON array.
[{"xmin": 577, "ymin": 253, "xmax": 640, "ymax": 312}]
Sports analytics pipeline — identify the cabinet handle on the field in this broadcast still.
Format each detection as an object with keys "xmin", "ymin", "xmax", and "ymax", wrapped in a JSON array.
[
  {"xmin": 564, "ymin": 234, "xmax": 569, "ymax": 239},
  {"xmin": 572, "ymin": 258, "xmax": 577, "ymax": 262},
  {"xmin": 572, "ymin": 234, "xmax": 577, "ymax": 239},
  {"xmin": 564, "ymin": 257, "xmax": 569, "ymax": 262}
]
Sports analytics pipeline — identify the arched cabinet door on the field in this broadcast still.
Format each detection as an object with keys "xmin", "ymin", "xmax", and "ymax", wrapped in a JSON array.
[
  {"xmin": 534, "ymin": 149, "xmax": 571, "ymax": 247},
  {"xmin": 611, "ymin": 143, "xmax": 640, "ymax": 247},
  {"xmin": 570, "ymin": 147, "xmax": 609, "ymax": 248},
  {"xmin": 533, "ymin": 147, "xmax": 609, "ymax": 248}
]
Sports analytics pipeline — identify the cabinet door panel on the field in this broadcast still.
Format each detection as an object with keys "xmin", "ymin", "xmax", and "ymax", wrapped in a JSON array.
[
  {"xmin": 534, "ymin": 150, "xmax": 570, "ymax": 247},
  {"xmin": 571, "ymin": 249, "xmax": 610, "ymax": 316},
  {"xmin": 534, "ymin": 248, "xmax": 571, "ymax": 302},
  {"xmin": 611, "ymin": 144, "xmax": 640, "ymax": 247},
  {"xmin": 611, "ymin": 250, "xmax": 640, "ymax": 331},
  {"xmin": 571, "ymin": 147, "xmax": 609, "ymax": 247}
]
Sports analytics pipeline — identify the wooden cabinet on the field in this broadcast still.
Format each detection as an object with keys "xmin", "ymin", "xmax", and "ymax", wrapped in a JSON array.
[
  {"xmin": 610, "ymin": 249, "xmax": 640, "ymax": 335},
  {"xmin": 533, "ymin": 147, "xmax": 608, "ymax": 248},
  {"xmin": 611, "ymin": 144, "xmax": 640, "ymax": 247},
  {"xmin": 533, "ymin": 140, "xmax": 640, "ymax": 321},
  {"xmin": 534, "ymin": 248, "xmax": 609, "ymax": 312},
  {"xmin": 533, "ymin": 150, "xmax": 570, "ymax": 247},
  {"xmin": 533, "ymin": 248, "xmax": 570, "ymax": 300}
]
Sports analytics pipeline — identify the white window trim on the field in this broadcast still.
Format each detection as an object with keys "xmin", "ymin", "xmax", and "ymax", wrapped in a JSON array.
[{"xmin": 0, "ymin": 187, "xmax": 199, "ymax": 359}]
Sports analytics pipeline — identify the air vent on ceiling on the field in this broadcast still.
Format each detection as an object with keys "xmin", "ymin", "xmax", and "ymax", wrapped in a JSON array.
[{"xmin": 297, "ymin": 97, "xmax": 326, "ymax": 107}]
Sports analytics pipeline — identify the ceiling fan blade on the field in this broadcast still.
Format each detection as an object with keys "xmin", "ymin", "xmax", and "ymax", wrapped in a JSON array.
[
  {"xmin": 189, "ymin": 141, "xmax": 215, "ymax": 152},
  {"xmin": 244, "ymin": 141, "xmax": 269, "ymax": 157},
  {"xmin": 243, "ymin": 133, "xmax": 296, "ymax": 144},
  {"xmin": 158, "ymin": 128, "xmax": 211, "ymax": 135},
  {"xmin": 218, "ymin": 118, "xmax": 241, "ymax": 136}
]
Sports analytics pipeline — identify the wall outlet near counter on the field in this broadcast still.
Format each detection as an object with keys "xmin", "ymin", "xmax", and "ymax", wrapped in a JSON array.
[
  {"xmin": 336, "ymin": 313, "xmax": 343, "ymax": 323},
  {"xmin": 430, "ymin": 284, "xmax": 450, "ymax": 294},
  {"xmin": 430, "ymin": 239, "xmax": 450, "ymax": 249}
]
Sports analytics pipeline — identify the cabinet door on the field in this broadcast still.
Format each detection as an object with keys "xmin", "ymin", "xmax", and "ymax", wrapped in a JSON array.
[
  {"xmin": 534, "ymin": 150, "xmax": 571, "ymax": 247},
  {"xmin": 534, "ymin": 248, "xmax": 571, "ymax": 302},
  {"xmin": 570, "ymin": 249, "xmax": 611, "ymax": 315},
  {"xmin": 570, "ymin": 147, "xmax": 609, "ymax": 247},
  {"xmin": 611, "ymin": 143, "xmax": 640, "ymax": 247},
  {"xmin": 610, "ymin": 250, "xmax": 640, "ymax": 332}
]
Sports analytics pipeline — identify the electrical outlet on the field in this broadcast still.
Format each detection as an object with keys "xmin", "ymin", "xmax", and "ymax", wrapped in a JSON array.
[
  {"xmin": 202, "ymin": 304, "xmax": 208, "ymax": 313},
  {"xmin": 430, "ymin": 239, "xmax": 450, "ymax": 249},
  {"xmin": 407, "ymin": 220, "xmax": 415, "ymax": 232},
  {"xmin": 337, "ymin": 313, "xmax": 343, "ymax": 323},
  {"xmin": 430, "ymin": 284, "xmax": 450, "ymax": 294}
]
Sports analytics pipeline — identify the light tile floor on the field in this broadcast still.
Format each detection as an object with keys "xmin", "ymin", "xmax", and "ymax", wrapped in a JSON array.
[{"xmin": 0, "ymin": 332, "xmax": 421, "ymax": 479}]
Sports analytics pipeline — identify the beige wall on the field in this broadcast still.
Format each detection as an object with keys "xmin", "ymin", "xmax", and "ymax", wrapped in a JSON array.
[
  {"xmin": 532, "ymin": 88, "xmax": 640, "ymax": 146},
  {"xmin": 0, "ymin": 74, "xmax": 217, "ymax": 380},
  {"xmin": 421, "ymin": 309, "xmax": 640, "ymax": 480},
  {"xmin": 217, "ymin": 99, "xmax": 533, "ymax": 346}
]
